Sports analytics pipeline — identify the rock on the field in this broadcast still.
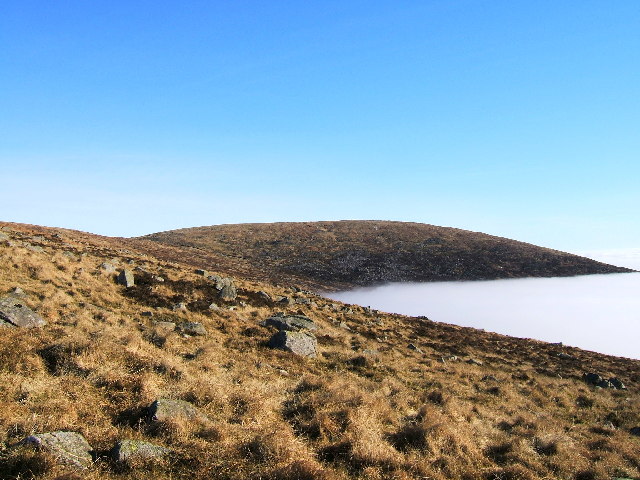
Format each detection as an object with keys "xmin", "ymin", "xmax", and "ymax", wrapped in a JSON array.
[
  {"xmin": 597, "ymin": 379, "xmax": 614, "ymax": 389},
  {"xmin": 583, "ymin": 372, "xmax": 603, "ymax": 386},
  {"xmin": 262, "ymin": 314, "xmax": 317, "ymax": 332},
  {"xmin": 0, "ymin": 232, "xmax": 9, "ymax": 242},
  {"xmin": 294, "ymin": 297, "xmax": 311, "ymax": 305},
  {"xmin": 338, "ymin": 322, "xmax": 350, "ymax": 330},
  {"xmin": 21, "ymin": 431, "xmax": 93, "ymax": 469},
  {"xmin": 208, "ymin": 303, "xmax": 221, "ymax": 312},
  {"xmin": 257, "ymin": 291, "xmax": 272, "ymax": 303},
  {"xmin": 149, "ymin": 398, "xmax": 207, "ymax": 423},
  {"xmin": 117, "ymin": 269, "xmax": 135, "ymax": 288},
  {"xmin": 218, "ymin": 283, "xmax": 237, "ymax": 301},
  {"xmin": 177, "ymin": 322, "xmax": 207, "ymax": 336},
  {"xmin": 172, "ymin": 302, "xmax": 187, "ymax": 312},
  {"xmin": 141, "ymin": 311, "xmax": 154, "ymax": 317},
  {"xmin": 630, "ymin": 427, "xmax": 640, "ymax": 437},
  {"xmin": 195, "ymin": 269, "xmax": 208, "ymax": 276},
  {"xmin": 111, "ymin": 439, "xmax": 171, "ymax": 465},
  {"xmin": 556, "ymin": 352, "xmax": 574, "ymax": 360},
  {"xmin": 207, "ymin": 273, "xmax": 223, "ymax": 284},
  {"xmin": 268, "ymin": 330, "xmax": 318, "ymax": 357},
  {"xmin": 0, "ymin": 296, "xmax": 46, "ymax": 328},
  {"xmin": 466, "ymin": 358, "xmax": 483, "ymax": 366},
  {"xmin": 100, "ymin": 262, "xmax": 117, "ymax": 273},
  {"xmin": 62, "ymin": 251, "xmax": 78, "ymax": 261},
  {"xmin": 154, "ymin": 321, "xmax": 176, "ymax": 332},
  {"xmin": 8, "ymin": 287, "xmax": 27, "ymax": 298},
  {"xmin": 152, "ymin": 275, "xmax": 165, "ymax": 282},
  {"xmin": 609, "ymin": 377, "xmax": 626, "ymax": 390},
  {"xmin": 407, "ymin": 343, "xmax": 423, "ymax": 353}
]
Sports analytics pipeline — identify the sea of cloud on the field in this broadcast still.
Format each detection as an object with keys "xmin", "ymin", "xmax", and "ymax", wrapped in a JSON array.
[{"xmin": 329, "ymin": 271, "xmax": 640, "ymax": 360}]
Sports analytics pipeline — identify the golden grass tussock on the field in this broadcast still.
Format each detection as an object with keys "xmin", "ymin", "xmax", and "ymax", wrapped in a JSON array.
[{"xmin": 0, "ymin": 222, "xmax": 639, "ymax": 480}]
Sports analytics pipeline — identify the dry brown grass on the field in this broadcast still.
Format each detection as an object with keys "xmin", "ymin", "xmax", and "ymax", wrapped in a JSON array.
[{"xmin": 0, "ymin": 222, "xmax": 639, "ymax": 480}]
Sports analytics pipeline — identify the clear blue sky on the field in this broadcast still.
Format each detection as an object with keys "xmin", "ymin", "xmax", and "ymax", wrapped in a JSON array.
[{"xmin": 1, "ymin": 1, "xmax": 638, "ymax": 251}]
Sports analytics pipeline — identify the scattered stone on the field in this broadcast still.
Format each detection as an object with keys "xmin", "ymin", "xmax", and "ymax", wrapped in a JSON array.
[
  {"xmin": 117, "ymin": 269, "xmax": 135, "ymax": 288},
  {"xmin": 466, "ymin": 358, "xmax": 483, "ymax": 366},
  {"xmin": 149, "ymin": 398, "xmax": 207, "ymax": 423},
  {"xmin": 177, "ymin": 322, "xmax": 207, "ymax": 336},
  {"xmin": 407, "ymin": 343, "xmax": 423, "ymax": 353},
  {"xmin": 21, "ymin": 431, "xmax": 93, "ymax": 469},
  {"xmin": 207, "ymin": 273, "xmax": 223, "ymax": 283},
  {"xmin": 268, "ymin": 330, "xmax": 318, "ymax": 357},
  {"xmin": 111, "ymin": 439, "xmax": 171, "ymax": 465},
  {"xmin": 0, "ymin": 296, "xmax": 46, "ymax": 328},
  {"xmin": 195, "ymin": 269, "xmax": 208, "ymax": 276},
  {"xmin": 172, "ymin": 302, "xmax": 187, "ymax": 312},
  {"xmin": 556, "ymin": 352, "xmax": 574, "ymax": 360},
  {"xmin": 257, "ymin": 291, "xmax": 272, "ymax": 303},
  {"xmin": 609, "ymin": 377, "xmax": 626, "ymax": 390},
  {"xmin": 276, "ymin": 296, "xmax": 292, "ymax": 306},
  {"xmin": 100, "ymin": 262, "xmax": 117, "ymax": 273},
  {"xmin": 630, "ymin": 427, "xmax": 640, "ymax": 437},
  {"xmin": 338, "ymin": 321, "xmax": 350, "ymax": 330},
  {"xmin": 208, "ymin": 303, "xmax": 221, "ymax": 312},
  {"xmin": 294, "ymin": 296, "xmax": 311, "ymax": 305},
  {"xmin": 154, "ymin": 321, "xmax": 176, "ymax": 332},
  {"xmin": 219, "ymin": 284, "xmax": 237, "ymax": 301},
  {"xmin": 152, "ymin": 275, "xmax": 165, "ymax": 282},
  {"xmin": 262, "ymin": 313, "xmax": 317, "ymax": 332},
  {"xmin": 8, "ymin": 287, "xmax": 26, "ymax": 298},
  {"xmin": 583, "ymin": 373, "xmax": 603, "ymax": 386},
  {"xmin": 440, "ymin": 355, "xmax": 458, "ymax": 363}
]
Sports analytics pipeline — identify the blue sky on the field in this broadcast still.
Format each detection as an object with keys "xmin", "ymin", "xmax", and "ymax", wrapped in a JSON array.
[{"xmin": 1, "ymin": 1, "xmax": 638, "ymax": 251}]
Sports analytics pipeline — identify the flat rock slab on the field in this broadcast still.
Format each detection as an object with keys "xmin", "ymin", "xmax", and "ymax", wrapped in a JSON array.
[
  {"xmin": 149, "ymin": 398, "xmax": 207, "ymax": 423},
  {"xmin": 268, "ymin": 330, "xmax": 318, "ymax": 357},
  {"xmin": 263, "ymin": 314, "xmax": 317, "ymax": 331},
  {"xmin": 0, "ymin": 296, "xmax": 46, "ymax": 328},
  {"xmin": 22, "ymin": 431, "xmax": 93, "ymax": 469},
  {"xmin": 112, "ymin": 439, "xmax": 171, "ymax": 465}
]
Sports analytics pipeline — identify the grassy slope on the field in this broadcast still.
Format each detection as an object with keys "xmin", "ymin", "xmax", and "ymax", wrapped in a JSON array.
[
  {"xmin": 139, "ymin": 221, "xmax": 633, "ymax": 291},
  {"xmin": 0, "ymin": 221, "xmax": 639, "ymax": 480}
]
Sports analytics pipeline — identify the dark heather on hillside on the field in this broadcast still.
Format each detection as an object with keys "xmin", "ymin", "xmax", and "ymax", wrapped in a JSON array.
[{"xmin": 140, "ymin": 221, "xmax": 632, "ymax": 290}]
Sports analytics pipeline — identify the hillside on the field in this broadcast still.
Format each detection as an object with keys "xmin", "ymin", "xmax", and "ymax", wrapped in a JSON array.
[
  {"xmin": 140, "ymin": 221, "xmax": 633, "ymax": 291},
  {"xmin": 0, "ymin": 221, "xmax": 639, "ymax": 480}
]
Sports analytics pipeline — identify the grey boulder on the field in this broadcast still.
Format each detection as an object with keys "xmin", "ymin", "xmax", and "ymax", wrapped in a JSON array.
[
  {"xmin": 262, "ymin": 314, "xmax": 317, "ymax": 332},
  {"xmin": 149, "ymin": 398, "xmax": 207, "ymax": 423},
  {"xmin": 111, "ymin": 439, "xmax": 171, "ymax": 465},
  {"xmin": 0, "ymin": 296, "xmax": 46, "ymax": 328},
  {"xmin": 268, "ymin": 330, "xmax": 317, "ymax": 358},
  {"xmin": 177, "ymin": 322, "xmax": 207, "ymax": 336},
  {"xmin": 117, "ymin": 269, "xmax": 135, "ymax": 287},
  {"xmin": 21, "ymin": 431, "xmax": 93, "ymax": 469}
]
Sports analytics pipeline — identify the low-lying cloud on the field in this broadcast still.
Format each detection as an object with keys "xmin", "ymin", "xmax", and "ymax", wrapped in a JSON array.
[{"xmin": 329, "ymin": 273, "xmax": 640, "ymax": 360}]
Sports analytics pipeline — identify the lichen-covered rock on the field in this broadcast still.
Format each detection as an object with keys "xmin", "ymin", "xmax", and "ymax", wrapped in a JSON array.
[
  {"xmin": 111, "ymin": 439, "xmax": 171, "ymax": 465},
  {"xmin": 268, "ymin": 330, "xmax": 318, "ymax": 357},
  {"xmin": 117, "ymin": 269, "xmax": 135, "ymax": 287},
  {"xmin": 0, "ymin": 296, "xmax": 46, "ymax": 328},
  {"xmin": 177, "ymin": 322, "xmax": 207, "ymax": 336},
  {"xmin": 217, "ymin": 279, "xmax": 237, "ymax": 301},
  {"xmin": 22, "ymin": 431, "xmax": 93, "ymax": 469},
  {"xmin": 262, "ymin": 313, "xmax": 317, "ymax": 332},
  {"xmin": 149, "ymin": 398, "xmax": 207, "ymax": 423}
]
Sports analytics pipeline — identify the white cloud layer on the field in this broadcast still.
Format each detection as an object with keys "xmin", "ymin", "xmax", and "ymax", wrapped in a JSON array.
[{"xmin": 329, "ymin": 273, "xmax": 640, "ymax": 360}]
